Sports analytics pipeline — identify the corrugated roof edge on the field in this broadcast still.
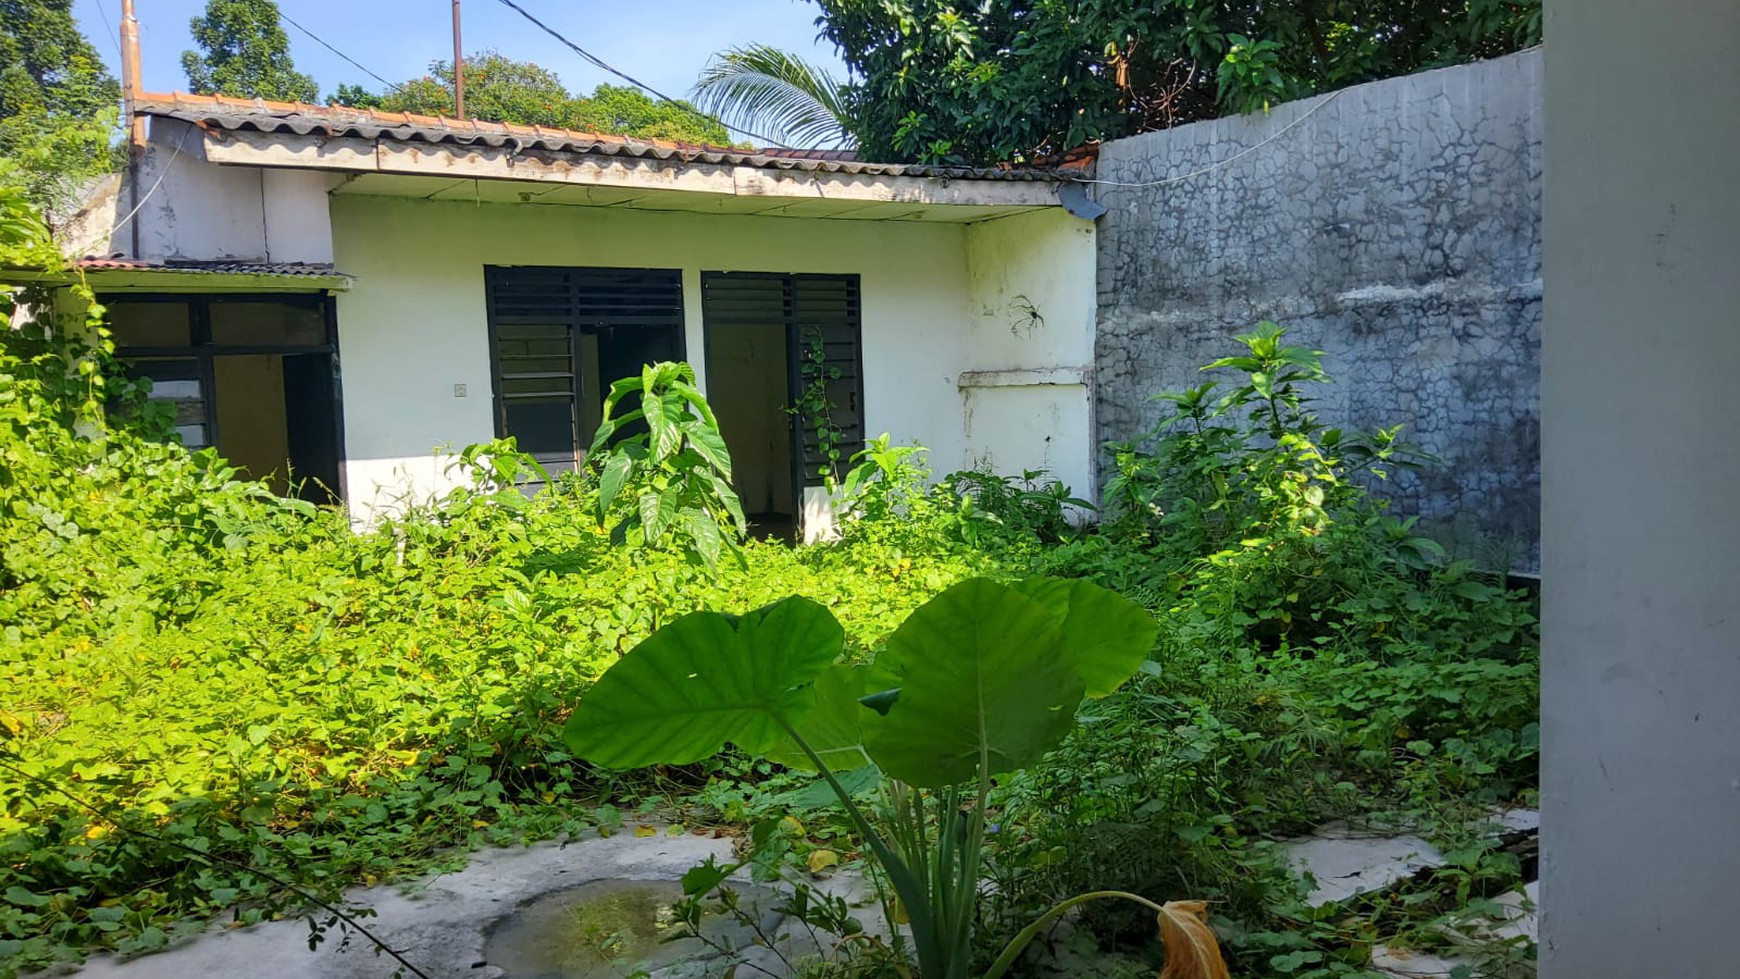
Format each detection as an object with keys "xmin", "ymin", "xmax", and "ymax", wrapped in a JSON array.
[
  {"xmin": 77, "ymin": 257, "xmax": 346, "ymax": 277},
  {"xmin": 133, "ymin": 92, "xmax": 1088, "ymax": 183}
]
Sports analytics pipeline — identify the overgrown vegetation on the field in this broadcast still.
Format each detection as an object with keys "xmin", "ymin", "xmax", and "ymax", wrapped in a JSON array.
[
  {"xmin": 0, "ymin": 0, "xmax": 120, "ymax": 217},
  {"xmin": 812, "ymin": 0, "xmax": 1543, "ymax": 164},
  {"xmin": 1, "ymin": 186, "xmax": 1535, "ymax": 979}
]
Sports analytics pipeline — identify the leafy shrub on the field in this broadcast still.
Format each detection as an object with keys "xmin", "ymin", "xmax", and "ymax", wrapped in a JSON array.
[
  {"xmin": 945, "ymin": 467, "xmax": 1092, "ymax": 545},
  {"xmin": 982, "ymin": 323, "xmax": 1540, "ymax": 977},
  {"xmin": 584, "ymin": 361, "xmax": 747, "ymax": 568}
]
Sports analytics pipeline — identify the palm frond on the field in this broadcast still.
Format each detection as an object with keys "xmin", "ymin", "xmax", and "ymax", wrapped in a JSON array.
[{"xmin": 692, "ymin": 44, "xmax": 856, "ymax": 149}]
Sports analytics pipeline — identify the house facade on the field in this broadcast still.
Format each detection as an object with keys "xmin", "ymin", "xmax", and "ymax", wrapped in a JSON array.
[{"xmin": 73, "ymin": 94, "xmax": 1097, "ymax": 534}]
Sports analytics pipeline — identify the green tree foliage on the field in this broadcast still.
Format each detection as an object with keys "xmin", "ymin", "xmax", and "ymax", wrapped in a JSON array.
[
  {"xmin": 181, "ymin": 0, "xmax": 319, "ymax": 103},
  {"xmin": 0, "ymin": 0, "xmax": 120, "ymax": 216},
  {"xmin": 692, "ymin": 43, "xmax": 856, "ymax": 149},
  {"xmin": 354, "ymin": 52, "xmax": 734, "ymax": 145},
  {"xmin": 571, "ymin": 83, "xmax": 732, "ymax": 146},
  {"xmin": 813, "ymin": 0, "xmax": 1543, "ymax": 164}
]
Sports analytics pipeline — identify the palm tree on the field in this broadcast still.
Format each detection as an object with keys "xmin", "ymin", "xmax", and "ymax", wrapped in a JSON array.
[{"xmin": 691, "ymin": 44, "xmax": 857, "ymax": 150}]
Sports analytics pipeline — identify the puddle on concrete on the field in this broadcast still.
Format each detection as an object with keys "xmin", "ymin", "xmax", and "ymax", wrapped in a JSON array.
[{"xmin": 482, "ymin": 878, "xmax": 785, "ymax": 979}]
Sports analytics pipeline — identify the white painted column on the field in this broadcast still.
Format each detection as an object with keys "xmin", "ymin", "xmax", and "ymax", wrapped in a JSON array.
[{"xmin": 1541, "ymin": 1, "xmax": 1740, "ymax": 975}]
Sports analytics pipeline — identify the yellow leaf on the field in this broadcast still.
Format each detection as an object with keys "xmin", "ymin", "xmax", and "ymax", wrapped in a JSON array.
[
  {"xmin": 806, "ymin": 849, "xmax": 840, "ymax": 874},
  {"xmin": 1157, "ymin": 901, "xmax": 1229, "ymax": 979},
  {"xmin": 634, "ymin": 824, "xmax": 658, "ymax": 837},
  {"xmin": 84, "ymin": 824, "xmax": 111, "ymax": 840},
  {"xmin": 780, "ymin": 815, "xmax": 805, "ymax": 837},
  {"xmin": 597, "ymin": 825, "xmax": 613, "ymax": 838},
  {"xmin": 472, "ymin": 820, "xmax": 490, "ymax": 829}
]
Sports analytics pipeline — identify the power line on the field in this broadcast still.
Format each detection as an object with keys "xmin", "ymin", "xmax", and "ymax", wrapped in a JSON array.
[
  {"xmin": 279, "ymin": 10, "xmax": 398, "ymax": 92},
  {"xmin": 490, "ymin": 0, "xmax": 788, "ymax": 147},
  {"xmin": 92, "ymin": 0, "xmax": 125, "ymax": 61}
]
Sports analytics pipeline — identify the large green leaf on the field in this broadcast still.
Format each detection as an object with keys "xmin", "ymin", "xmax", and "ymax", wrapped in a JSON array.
[
  {"xmin": 764, "ymin": 663, "xmax": 874, "ymax": 772},
  {"xmin": 1011, "ymin": 577, "xmax": 1158, "ymax": 698},
  {"xmin": 563, "ymin": 596, "xmax": 844, "ymax": 768},
  {"xmin": 863, "ymin": 579, "xmax": 1085, "ymax": 787}
]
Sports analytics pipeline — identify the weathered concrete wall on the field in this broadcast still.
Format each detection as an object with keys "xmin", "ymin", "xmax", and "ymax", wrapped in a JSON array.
[
  {"xmin": 1094, "ymin": 50, "xmax": 1542, "ymax": 570},
  {"xmin": 1541, "ymin": 1, "xmax": 1740, "ymax": 975},
  {"xmin": 117, "ymin": 117, "xmax": 335, "ymax": 265}
]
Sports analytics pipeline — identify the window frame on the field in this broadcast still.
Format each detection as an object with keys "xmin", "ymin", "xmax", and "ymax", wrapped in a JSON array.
[
  {"xmin": 101, "ymin": 292, "xmax": 345, "ymax": 496},
  {"xmin": 482, "ymin": 266, "xmax": 687, "ymax": 474}
]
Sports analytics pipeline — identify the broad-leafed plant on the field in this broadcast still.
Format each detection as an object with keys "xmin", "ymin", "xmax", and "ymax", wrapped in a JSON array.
[
  {"xmin": 564, "ymin": 576, "xmax": 1229, "ymax": 979},
  {"xmin": 584, "ymin": 361, "xmax": 747, "ymax": 568}
]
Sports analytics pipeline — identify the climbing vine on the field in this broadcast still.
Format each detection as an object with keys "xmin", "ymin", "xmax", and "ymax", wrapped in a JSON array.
[{"xmin": 789, "ymin": 326, "xmax": 847, "ymax": 487}]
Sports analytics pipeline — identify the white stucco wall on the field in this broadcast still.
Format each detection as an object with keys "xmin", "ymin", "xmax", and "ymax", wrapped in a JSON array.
[
  {"xmin": 328, "ymin": 194, "xmax": 1093, "ymax": 517},
  {"xmin": 1541, "ymin": 1, "xmax": 1740, "ymax": 975},
  {"xmin": 962, "ymin": 209, "xmax": 1099, "ymax": 500},
  {"xmin": 124, "ymin": 119, "xmax": 334, "ymax": 265}
]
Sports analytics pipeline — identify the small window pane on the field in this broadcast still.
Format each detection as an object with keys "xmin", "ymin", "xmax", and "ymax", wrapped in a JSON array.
[
  {"xmin": 209, "ymin": 302, "xmax": 325, "ymax": 347},
  {"xmin": 504, "ymin": 401, "xmax": 578, "ymax": 458},
  {"xmin": 121, "ymin": 357, "xmax": 209, "ymax": 448},
  {"xmin": 108, "ymin": 302, "xmax": 192, "ymax": 348}
]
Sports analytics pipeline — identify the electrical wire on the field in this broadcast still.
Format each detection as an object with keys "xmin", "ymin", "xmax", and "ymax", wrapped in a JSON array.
[
  {"xmin": 92, "ymin": 0, "xmax": 125, "ymax": 61},
  {"xmin": 68, "ymin": 128, "xmax": 189, "ymax": 259},
  {"xmin": 279, "ymin": 10, "xmax": 399, "ymax": 92},
  {"xmin": 1075, "ymin": 88, "xmax": 1347, "ymax": 188},
  {"xmin": 490, "ymin": 0, "xmax": 789, "ymax": 147}
]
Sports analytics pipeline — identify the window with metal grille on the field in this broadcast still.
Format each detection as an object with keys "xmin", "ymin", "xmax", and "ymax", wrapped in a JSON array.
[
  {"xmin": 484, "ymin": 266, "xmax": 685, "ymax": 475},
  {"xmin": 701, "ymin": 272, "xmax": 864, "ymax": 489},
  {"xmin": 104, "ymin": 294, "xmax": 343, "ymax": 503}
]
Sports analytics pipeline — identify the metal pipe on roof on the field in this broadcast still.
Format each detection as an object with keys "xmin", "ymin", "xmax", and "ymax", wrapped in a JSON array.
[
  {"xmin": 120, "ymin": 0, "xmax": 145, "ymax": 155},
  {"xmin": 452, "ymin": 0, "xmax": 466, "ymax": 120},
  {"xmin": 121, "ymin": 0, "xmax": 146, "ymax": 259}
]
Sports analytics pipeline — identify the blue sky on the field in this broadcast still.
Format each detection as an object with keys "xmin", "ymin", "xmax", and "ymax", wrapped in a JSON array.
[{"xmin": 71, "ymin": 0, "xmax": 846, "ymax": 105}]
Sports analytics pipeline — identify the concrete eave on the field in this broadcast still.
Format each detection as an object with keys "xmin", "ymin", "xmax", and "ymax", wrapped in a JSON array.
[{"xmin": 195, "ymin": 128, "xmax": 1068, "ymax": 211}]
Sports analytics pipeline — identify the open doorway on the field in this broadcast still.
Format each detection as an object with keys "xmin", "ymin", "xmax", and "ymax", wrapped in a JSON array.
[
  {"xmin": 707, "ymin": 314, "xmax": 796, "ymax": 539},
  {"xmin": 702, "ymin": 273, "xmax": 865, "ymax": 542},
  {"xmin": 106, "ymin": 295, "xmax": 344, "ymax": 503}
]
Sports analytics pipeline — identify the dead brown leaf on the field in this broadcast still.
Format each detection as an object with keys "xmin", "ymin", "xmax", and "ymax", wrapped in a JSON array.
[{"xmin": 1157, "ymin": 900, "xmax": 1230, "ymax": 979}]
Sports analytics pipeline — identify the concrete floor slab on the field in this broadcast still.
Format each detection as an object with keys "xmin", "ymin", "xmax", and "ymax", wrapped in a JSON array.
[{"xmin": 54, "ymin": 832, "xmax": 740, "ymax": 979}]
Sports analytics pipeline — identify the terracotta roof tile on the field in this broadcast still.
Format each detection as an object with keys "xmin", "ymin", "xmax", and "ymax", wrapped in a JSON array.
[{"xmin": 131, "ymin": 91, "xmax": 1076, "ymax": 183}]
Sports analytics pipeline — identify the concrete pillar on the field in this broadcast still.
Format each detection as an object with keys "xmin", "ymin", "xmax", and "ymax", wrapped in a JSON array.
[{"xmin": 1541, "ymin": 2, "xmax": 1740, "ymax": 976}]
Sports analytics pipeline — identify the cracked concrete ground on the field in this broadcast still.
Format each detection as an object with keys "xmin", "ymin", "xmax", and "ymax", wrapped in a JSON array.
[{"xmin": 58, "ymin": 832, "xmax": 743, "ymax": 979}]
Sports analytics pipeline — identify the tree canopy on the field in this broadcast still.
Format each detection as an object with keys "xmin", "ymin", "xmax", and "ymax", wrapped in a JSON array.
[
  {"xmin": 343, "ymin": 52, "xmax": 736, "ymax": 146},
  {"xmin": 692, "ymin": 44, "xmax": 856, "ymax": 149},
  {"xmin": 0, "ymin": 0, "xmax": 121, "ymax": 216},
  {"xmin": 181, "ymin": 0, "xmax": 319, "ymax": 104},
  {"xmin": 813, "ymin": 0, "xmax": 1542, "ymax": 165}
]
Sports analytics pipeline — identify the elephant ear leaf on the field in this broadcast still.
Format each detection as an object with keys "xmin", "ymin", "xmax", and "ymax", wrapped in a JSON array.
[
  {"xmin": 564, "ymin": 596, "xmax": 844, "ymax": 769},
  {"xmin": 764, "ymin": 663, "xmax": 875, "ymax": 772},
  {"xmin": 863, "ymin": 578, "xmax": 1085, "ymax": 788},
  {"xmin": 1013, "ymin": 577, "xmax": 1158, "ymax": 698}
]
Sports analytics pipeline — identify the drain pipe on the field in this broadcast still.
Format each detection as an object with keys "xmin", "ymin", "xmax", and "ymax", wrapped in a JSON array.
[{"xmin": 120, "ymin": 0, "xmax": 146, "ymax": 259}]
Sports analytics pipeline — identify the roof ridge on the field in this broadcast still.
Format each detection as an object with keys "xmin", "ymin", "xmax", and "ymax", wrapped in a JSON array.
[{"xmin": 128, "ymin": 93, "xmax": 1076, "ymax": 183}]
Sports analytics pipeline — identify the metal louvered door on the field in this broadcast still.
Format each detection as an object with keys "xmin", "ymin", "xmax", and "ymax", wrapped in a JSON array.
[
  {"xmin": 790, "ymin": 275, "xmax": 865, "ymax": 488},
  {"xmin": 701, "ymin": 273, "xmax": 864, "ymax": 534},
  {"xmin": 485, "ymin": 267, "xmax": 685, "ymax": 481}
]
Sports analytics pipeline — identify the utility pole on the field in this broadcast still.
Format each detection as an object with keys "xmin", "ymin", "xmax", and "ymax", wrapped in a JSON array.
[
  {"xmin": 120, "ymin": 0, "xmax": 146, "ymax": 258},
  {"xmin": 451, "ymin": 0, "xmax": 465, "ymax": 119},
  {"xmin": 120, "ymin": 0, "xmax": 145, "ymax": 156}
]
